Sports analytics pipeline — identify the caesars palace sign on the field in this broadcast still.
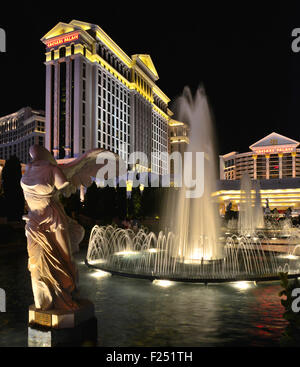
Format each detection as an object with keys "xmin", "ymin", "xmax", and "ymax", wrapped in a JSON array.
[{"xmin": 45, "ymin": 32, "xmax": 79, "ymax": 48}]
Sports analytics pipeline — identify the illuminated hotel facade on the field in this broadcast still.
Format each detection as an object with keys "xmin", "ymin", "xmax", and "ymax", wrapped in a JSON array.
[
  {"xmin": 0, "ymin": 107, "xmax": 45, "ymax": 164},
  {"xmin": 219, "ymin": 132, "xmax": 300, "ymax": 180},
  {"xmin": 41, "ymin": 20, "xmax": 171, "ymax": 175},
  {"xmin": 168, "ymin": 119, "xmax": 189, "ymax": 174},
  {"xmin": 216, "ymin": 133, "xmax": 300, "ymax": 212},
  {"xmin": 169, "ymin": 119, "xmax": 189, "ymax": 155}
]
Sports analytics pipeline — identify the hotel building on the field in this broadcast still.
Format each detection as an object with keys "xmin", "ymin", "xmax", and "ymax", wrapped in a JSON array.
[
  {"xmin": 41, "ymin": 20, "xmax": 171, "ymax": 175},
  {"xmin": 168, "ymin": 119, "xmax": 189, "ymax": 175},
  {"xmin": 219, "ymin": 132, "xmax": 300, "ymax": 180},
  {"xmin": 169, "ymin": 119, "xmax": 189, "ymax": 155},
  {"xmin": 0, "ymin": 107, "xmax": 45, "ymax": 164},
  {"xmin": 216, "ymin": 132, "xmax": 300, "ymax": 211}
]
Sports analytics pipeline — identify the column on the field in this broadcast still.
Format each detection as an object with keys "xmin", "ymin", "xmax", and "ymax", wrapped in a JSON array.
[
  {"xmin": 265, "ymin": 154, "xmax": 270, "ymax": 179},
  {"xmin": 292, "ymin": 152, "xmax": 297, "ymax": 178},
  {"xmin": 73, "ymin": 57, "xmax": 82, "ymax": 157},
  {"xmin": 219, "ymin": 156, "xmax": 225, "ymax": 180},
  {"xmin": 252, "ymin": 155, "xmax": 257, "ymax": 180},
  {"xmin": 53, "ymin": 63, "xmax": 60, "ymax": 159},
  {"xmin": 45, "ymin": 64, "xmax": 52, "ymax": 152},
  {"xmin": 65, "ymin": 59, "xmax": 71, "ymax": 158},
  {"xmin": 278, "ymin": 153, "xmax": 283, "ymax": 179}
]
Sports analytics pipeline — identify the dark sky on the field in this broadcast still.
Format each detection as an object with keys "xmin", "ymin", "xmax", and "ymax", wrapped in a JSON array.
[{"xmin": 0, "ymin": 3, "xmax": 299, "ymax": 155}]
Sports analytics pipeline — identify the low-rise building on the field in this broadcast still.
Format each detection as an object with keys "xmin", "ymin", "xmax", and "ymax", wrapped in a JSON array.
[{"xmin": 0, "ymin": 107, "xmax": 45, "ymax": 164}]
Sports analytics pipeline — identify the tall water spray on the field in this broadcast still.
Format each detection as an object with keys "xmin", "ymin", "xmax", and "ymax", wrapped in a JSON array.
[
  {"xmin": 166, "ymin": 87, "xmax": 223, "ymax": 261},
  {"xmin": 253, "ymin": 180, "xmax": 264, "ymax": 229},
  {"xmin": 238, "ymin": 174, "xmax": 264, "ymax": 235},
  {"xmin": 238, "ymin": 173, "xmax": 254, "ymax": 235}
]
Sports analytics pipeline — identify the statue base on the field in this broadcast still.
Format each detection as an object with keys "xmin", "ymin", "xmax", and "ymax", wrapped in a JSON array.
[{"xmin": 28, "ymin": 299, "xmax": 97, "ymax": 347}]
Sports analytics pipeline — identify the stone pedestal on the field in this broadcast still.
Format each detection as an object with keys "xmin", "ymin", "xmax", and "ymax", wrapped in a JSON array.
[{"xmin": 28, "ymin": 299, "xmax": 97, "ymax": 347}]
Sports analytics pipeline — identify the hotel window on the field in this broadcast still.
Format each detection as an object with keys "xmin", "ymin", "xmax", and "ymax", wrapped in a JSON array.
[
  {"xmin": 83, "ymin": 79, "xmax": 86, "ymax": 101},
  {"xmin": 282, "ymin": 154, "xmax": 293, "ymax": 177},
  {"xmin": 269, "ymin": 154, "xmax": 279, "ymax": 178},
  {"xmin": 59, "ymin": 47, "xmax": 66, "ymax": 58},
  {"xmin": 71, "ymin": 44, "xmax": 75, "ymax": 55}
]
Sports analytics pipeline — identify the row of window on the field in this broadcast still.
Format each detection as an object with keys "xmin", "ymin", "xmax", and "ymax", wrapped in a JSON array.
[
  {"xmin": 0, "ymin": 121, "xmax": 45, "ymax": 144},
  {"xmin": 0, "ymin": 136, "xmax": 44, "ymax": 163},
  {"xmin": 153, "ymin": 94, "xmax": 168, "ymax": 114},
  {"xmin": 97, "ymin": 43, "xmax": 130, "ymax": 80},
  {"xmin": 152, "ymin": 111, "xmax": 168, "ymax": 175},
  {"xmin": 95, "ymin": 64, "xmax": 130, "ymax": 160},
  {"xmin": 82, "ymin": 62, "xmax": 87, "ymax": 152}
]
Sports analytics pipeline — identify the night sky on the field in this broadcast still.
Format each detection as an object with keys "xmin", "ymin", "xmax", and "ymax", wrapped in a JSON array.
[{"xmin": 0, "ymin": 3, "xmax": 299, "ymax": 155}]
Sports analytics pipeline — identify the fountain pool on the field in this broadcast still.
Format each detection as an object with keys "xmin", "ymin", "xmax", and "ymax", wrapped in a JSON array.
[
  {"xmin": 86, "ymin": 87, "xmax": 300, "ymax": 284},
  {"xmin": 86, "ymin": 225, "xmax": 300, "ymax": 283},
  {"xmin": 0, "ymin": 246, "xmax": 293, "ymax": 347}
]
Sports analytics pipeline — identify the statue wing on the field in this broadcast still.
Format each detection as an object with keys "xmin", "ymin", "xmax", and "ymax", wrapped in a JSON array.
[{"xmin": 58, "ymin": 149, "xmax": 121, "ymax": 197}]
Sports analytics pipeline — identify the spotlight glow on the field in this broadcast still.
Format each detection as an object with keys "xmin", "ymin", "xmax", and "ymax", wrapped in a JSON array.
[
  {"xmin": 148, "ymin": 248, "xmax": 159, "ymax": 253},
  {"xmin": 183, "ymin": 259, "xmax": 203, "ymax": 265},
  {"xmin": 115, "ymin": 251, "xmax": 139, "ymax": 256},
  {"xmin": 90, "ymin": 270, "xmax": 111, "ymax": 278},
  {"xmin": 279, "ymin": 254, "xmax": 299, "ymax": 260},
  {"xmin": 88, "ymin": 259, "xmax": 106, "ymax": 265},
  {"xmin": 153, "ymin": 279, "xmax": 174, "ymax": 287},
  {"xmin": 232, "ymin": 281, "xmax": 252, "ymax": 290}
]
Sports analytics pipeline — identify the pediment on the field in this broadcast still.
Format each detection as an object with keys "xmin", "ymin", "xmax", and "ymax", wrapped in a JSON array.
[
  {"xmin": 250, "ymin": 132, "xmax": 299, "ymax": 151},
  {"xmin": 41, "ymin": 22, "xmax": 79, "ymax": 41},
  {"xmin": 132, "ymin": 54, "xmax": 159, "ymax": 80}
]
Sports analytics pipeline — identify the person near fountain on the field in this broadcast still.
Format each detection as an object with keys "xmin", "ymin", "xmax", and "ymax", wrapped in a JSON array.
[
  {"xmin": 285, "ymin": 207, "xmax": 292, "ymax": 219},
  {"xmin": 264, "ymin": 198, "xmax": 271, "ymax": 215},
  {"xmin": 21, "ymin": 145, "xmax": 120, "ymax": 311},
  {"xmin": 225, "ymin": 201, "xmax": 234, "ymax": 221}
]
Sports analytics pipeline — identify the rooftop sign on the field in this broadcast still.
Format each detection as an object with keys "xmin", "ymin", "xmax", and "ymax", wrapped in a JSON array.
[
  {"xmin": 45, "ymin": 32, "xmax": 79, "ymax": 48},
  {"xmin": 252, "ymin": 146, "xmax": 295, "ymax": 154}
]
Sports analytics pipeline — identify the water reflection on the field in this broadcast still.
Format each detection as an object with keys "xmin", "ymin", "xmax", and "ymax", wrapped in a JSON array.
[{"xmin": 0, "ymin": 248, "xmax": 289, "ymax": 347}]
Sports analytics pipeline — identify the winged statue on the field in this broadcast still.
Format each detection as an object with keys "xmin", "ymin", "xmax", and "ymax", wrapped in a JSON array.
[{"xmin": 20, "ymin": 145, "xmax": 122, "ymax": 311}]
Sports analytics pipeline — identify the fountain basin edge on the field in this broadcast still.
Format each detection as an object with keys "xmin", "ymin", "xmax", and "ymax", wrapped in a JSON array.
[{"xmin": 84, "ymin": 258, "xmax": 300, "ymax": 284}]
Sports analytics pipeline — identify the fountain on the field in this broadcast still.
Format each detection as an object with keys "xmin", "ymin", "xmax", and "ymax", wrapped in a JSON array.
[
  {"xmin": 238, "ymin": 174, "xmax": 265, "ymax": 236},
  {"xmin": 86, "ymin": 87, "xmax": 300, "ymax": 283},
  {"xmin": 253, "ymin": 180, "xmax": 265, "ymax": 229},
  {"xmin": 163, "ymin": 87, "xmax": 222, "ymax": 262}
]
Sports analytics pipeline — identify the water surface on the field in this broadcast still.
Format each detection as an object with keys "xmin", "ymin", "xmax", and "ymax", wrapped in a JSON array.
[{"xmin": 0, "ymin": 245, "xmax": 290, "ymax": 347}]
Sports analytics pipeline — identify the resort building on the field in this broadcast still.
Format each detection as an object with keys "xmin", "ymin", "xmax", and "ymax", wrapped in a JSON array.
[
  {"xmin": 169, "ymin": 119, "xmax": 189, "ymax": 155},
  {"xmin": 41, "ymin": 20, "xmax": 171, "ymax": 175},
  {"xmin": 219, "ymin": 132, "xmax": 300, "ymax": 181},
  {"xmin": 168, "ymin": 119, "xmax": 189, "ymax": 175},
  {"xmin": 216, "ymin": 132, "xmax": 300, "ymax": 212},
  {"xmin": 0, "ymin": 107, "xmax": 45, "ymax": 164}
]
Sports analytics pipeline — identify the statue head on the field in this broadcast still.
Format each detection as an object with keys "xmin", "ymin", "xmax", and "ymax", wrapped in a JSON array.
[{"xmin": 29, "ymin": 145, "xmax": 57, "ymax": 165}]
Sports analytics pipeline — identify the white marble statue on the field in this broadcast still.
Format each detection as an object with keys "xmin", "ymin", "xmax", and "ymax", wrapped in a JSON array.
[{"xmin": 21, "ymin": 145, "xmax": 119, "ymax": 311}]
